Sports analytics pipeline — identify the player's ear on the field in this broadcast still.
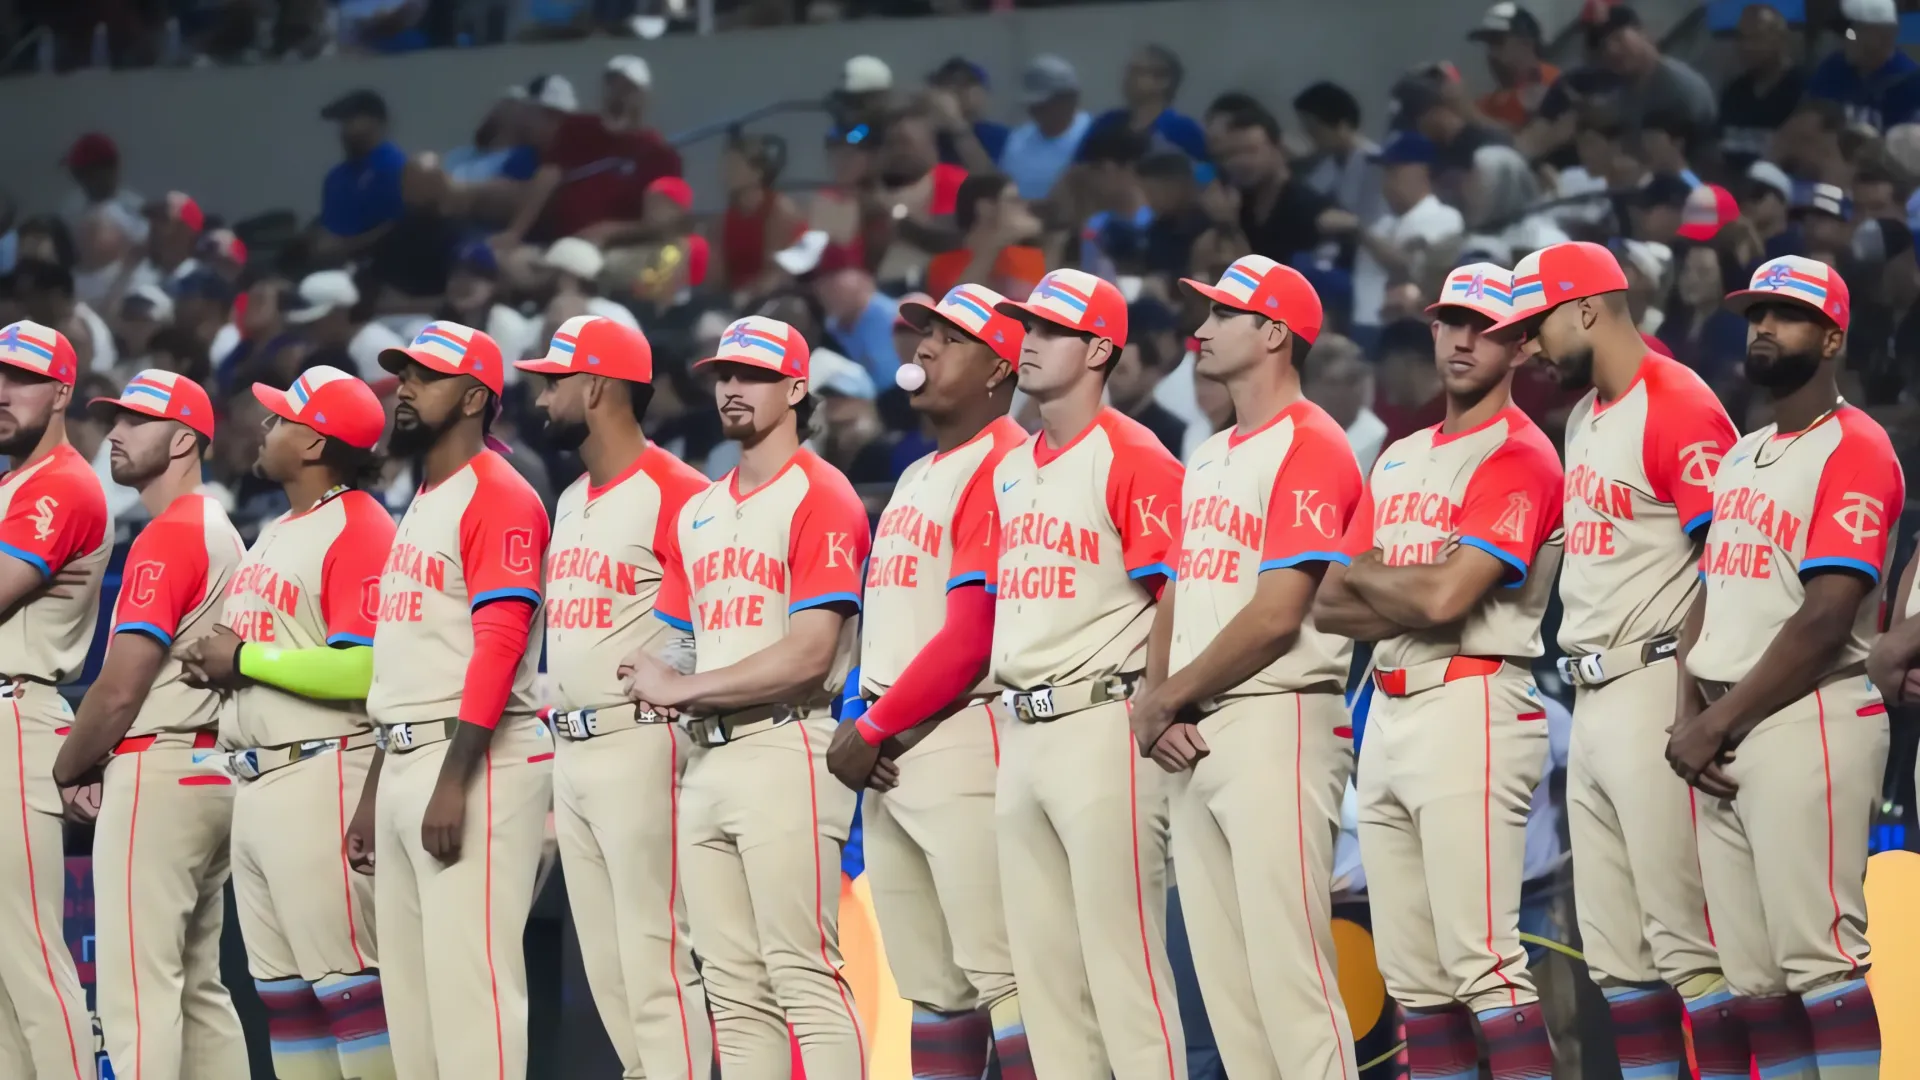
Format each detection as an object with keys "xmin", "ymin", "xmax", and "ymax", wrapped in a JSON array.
[
  {"xmin": 51, "ymin": 381, "xmax": 72, "ymax": 412},
  {"xmin": 1085, "ymin": 337, "xmax": 1114, "ymax": 372},
  {"xmin": 786, "ymin": 377, "xmax": 808, "ymax": 408},
  {"xmin": 1823, "ymin": 326, "xmax": 1846, "ymax": 361},
  {"xmin": 985, "ymin": 355, "xmax": 1013, "ymax": 392}
]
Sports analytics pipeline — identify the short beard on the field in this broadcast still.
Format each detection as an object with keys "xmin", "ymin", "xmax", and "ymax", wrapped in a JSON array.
[
  {"xmin": 1543, "ymin": 345, "xmax": 1594, "ymax": 391},
  {"xmin": 0, "ymin": 419, "xmax": 50, "ymax": 460},
  {"xmin": 1743, "ymin": 347, "xmax": 1822, "ymax": 397},
  {"xmin": 542, "ymin": 415, "xmax": 589, "ymax": 452},
  {"xmin": 108, "ymin": 451, "xmax": 165, "ymax": 488},
  {"xmin": 387, "ymin": 410, "xmax": 456, "ymax": 458}
]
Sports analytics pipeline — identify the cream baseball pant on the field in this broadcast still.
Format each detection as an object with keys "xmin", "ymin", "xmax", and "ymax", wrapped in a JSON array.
[
  {"xmin": 1357, "ymin": 667, "xmax": 1546, "ymax": 1014},
  {"xmin": 1692, "ymin": 673, "xmax": 1889, "ymax": 997},
  {"xmin": 1566, "ymin": 659, "xmax": 1721, "ymax": 990},
  {"xmin": 996, "ymin": 697, "xmax": 1187, "ymax": 1080},
  {"xmin": 863, "ymin": 702, "xmax": 1016, "ymax": 1013},
  {"xmin": 678, "ymin": 711, "xmax": 865, "ymax": 1080},
  {"xmin": 0, "ymin": 686, "xmax": 94, "ymax": 1080},
  {"xmin": 553, "ymin": 720, "xmax": 712, "ymax": 1080},
  {"xmin": 373, "ymin": 715, "xmax": 553, "ymax": 1080},
  {"xmin": 93, "ymin": 736, "xmax": 250, "ymax": 1080},
  {"xmin": 1171, "ymin": 692, "xmax": 1358, "ymax": 1080}
]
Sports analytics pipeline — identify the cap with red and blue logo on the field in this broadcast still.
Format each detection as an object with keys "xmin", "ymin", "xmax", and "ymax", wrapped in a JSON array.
[
  {"xmin": 377, "ymin": 320, "xmax": 507, "ymax": 395},
  {"xmin": 897, "ymin": 284, "xmax": 1026, "ymax": 362},
  {"xmin": 0, "ymin": 321, "xmax": 79, "ymax": 385},
  {"xmin": 251, "ymin": 365, "xmax": 386, "ymax": 450},
  {"xmin": 515, "ymin": 315, "xmax": 655, "ymax": 383},
  {"xmin": 696, "ymin": 316, "xmax": 810, "ymax": 379},
  {"xmin": 89, "ymin": 368, "xmax": 216, "ymax": 439},
  {"xmin": 1723, "ymin": 255, "xmax": 1851, "ymax": 331},
  {"xmin": 993, "ymin": 268, "xmax": 1129, "ymax": 348},
  {"xmin": 1180, "ymin": 255, "xmax": 1325, "ymax": 344},
  {"xmin": 1426, "ymin": 262, "xmax": 1518, "ymax": 324},
  {"xmin": 1486, "ymin": 241, "xmax": 1629, "ymax": 336}
]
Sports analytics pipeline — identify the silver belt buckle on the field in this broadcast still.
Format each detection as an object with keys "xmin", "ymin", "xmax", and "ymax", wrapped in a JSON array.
[
  {"xmin": 375, "ymin": 724, "xmax": 415, "ymax": 752},
  {"xmin": 197, "ymin": 749, "xmax": 255, "ymax": 782},
  {"xmin": 557, "ymin": 709, "xmax": 594, "ymax": 740},
  {"xmin": 1577, "ymin": 653, "xmax": 1606, "ymax": 685},
  {"xmin": 1003, "ymin": 687, "xmax": 1055, "ymax": 721}
]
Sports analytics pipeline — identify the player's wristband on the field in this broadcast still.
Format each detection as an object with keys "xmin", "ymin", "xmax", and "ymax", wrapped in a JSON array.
[{"xmin": 237, "ymin": 643, "xmax": 374, "ymax": 701}]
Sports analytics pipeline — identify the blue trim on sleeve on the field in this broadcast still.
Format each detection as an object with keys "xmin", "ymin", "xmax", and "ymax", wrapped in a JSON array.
[
  {"xmin": 1457, "ymin": 536, "xmax": 1529, "ymax": 588},
  {"xmin": 983, "ymin": 583, "xmax": 998, "ymax": 595},
  {"xmin": 0, "ymin": 540, "xmax": 50, "ymax": 579},
  {"xmin": 653, "ymin": 609, "xmax": 694, "ymax": 631},
  {"xmin": 1260, "ymin": 551, "xmax": 1350, "ymax": 573},
  {"xmin": 1128, "ymin": 562, "xmax": 1174, "ymax": 581},
  {"xmin": 325, "ymin": 633, "xmax": 374, "ymax": 647},
  {"xmin": 471, "ymin": 587, "xmax": 540, "ymax": 609},
  {"xmin": 791, "ymin": 591, "xmax": 863, "ymax": 614},
  {"xmin": 1800, "ymin": 556, "xmax": 1880, "ymax": 583},
  {"xmin": 1682, "ymin": 511, "xmax": 1712, "ymax": 537},
  {"xmin": 116, "ymin": 621, "xmax": 174, "ymax": 647},
  {"xmin": 945, "ymin": 571, "xmax": 988, "ymax": 591}
]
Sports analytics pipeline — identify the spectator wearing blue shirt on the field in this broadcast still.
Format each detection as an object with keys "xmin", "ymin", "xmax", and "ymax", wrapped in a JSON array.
[
  {"xmin": 812, "ymin": 243, "xmax": 902, "ymax": 384},
  {"xmin": 928, "ymin": 57, "xmax": 1010, "ymax": 170},
  {"xmin": 313, "ymin": 90, "xmax": 407, "ymax": 265},
  {"xmin": 1807, "ymin": 0, "xmax": 1920, "ymax": 132},
  {"xmin": 998, "ymin": 55, "xmax": 1093, "ymax": 201},
  {"xmin": 1078, "ymin": 125, "xmax": 1155, "ymax": 280},
  {"xmin": 1078, "ymin": 45, "xmax": 1209, "ymax": 164}
]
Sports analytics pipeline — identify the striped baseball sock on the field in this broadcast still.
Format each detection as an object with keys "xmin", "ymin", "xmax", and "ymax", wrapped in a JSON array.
[
  {"xmin": 987, "ymin": 993, "xmax": 1035, "ymax": 1080},
  {"xmin": 1733, "ymin": 994, "xmax": 1817, "ymax": 1080},
  {"xmin": 1801, "ymin": 978, "xmax": 1880, "ymax": 1080},
  {"xmin": 910, "ymin": 1006, "xmax": 992, "ymax": 1079},
  {"xmin": 1684, "ymin": 985, "xmax": 1751, "ymax": 1080},
  {"xmin": 315, "ymin": 972, "xmax": 396, "ymax": 1080},
  {"xmin": 1603, "ymin": 984, "xmax": 1685, "ymax": 1079},
  {"xmin": 1477, "ymin": 1002, "xmax": 1555, "ymax": 1080},
  {"xmin": 255, "ymin": 977, "xmax": 343, "ymax": 1080},
  {"xmin": 1403, "ymin": 1003, "xmax": 1479, "ymax": 1080}
]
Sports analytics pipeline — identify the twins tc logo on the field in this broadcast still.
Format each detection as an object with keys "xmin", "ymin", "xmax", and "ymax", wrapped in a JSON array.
[
  {"xmin": 1831, "ymin": 492, "xmax": 1884, "ymax": 545},
  {"xmin": 1677, "ymin": 441, "xmax": 1723, "ymax": 488},
  {"xmin": 1491, "ymin": 492, "xmax": 1532, "ymax": 543}
]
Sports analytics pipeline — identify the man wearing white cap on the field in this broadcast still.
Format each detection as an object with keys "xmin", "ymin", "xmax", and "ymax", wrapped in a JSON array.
[
  {"xmin": 999, "ymin": 55, "xmax": 1092, "ymax": 200},
  {"xmin": 1807, "ymin": 0, "xmax": 1920, "ymax": 132},
  {"xmin": 284, "ymin": 269, "xmax": 407, "ymax": 380},
  {"xmin": 541, "ymin": 238, "xmax": 642, "ymax": 329}
]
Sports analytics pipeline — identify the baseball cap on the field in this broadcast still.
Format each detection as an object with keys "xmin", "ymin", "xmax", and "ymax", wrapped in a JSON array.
[
  {"xmin": 1179, "ymin": 255, "xmax": 1325, "ymax": 344},
  {"xmin": 606, "ymin": 55, "xmax": 652, "ymax": 90},
  {"xmin": 1636, "ymin": 172, "xmax": 1695, "ymax": 209},
  {"xmin": 251, "ymin": 365, "xmax": 387, "ymax": 450},
  {"xmin": 508, "ymin": 73, "xmax": 578, "ymax": 112},
  {"xmin": 930, "ymin": 56, "xmax": 989, "ymax": 87},
  {"xmin": 843, "ymin": 55, "xmax": 893, "ymax": 94},
  {"xmin": 1723, "ymin": 255, "xmax": 1852, "ymax": 330},
  {"xmin": 995, "ymin": 268, "xmax": 1129, "ymax": 347},
  {"xmin": 1486, "ymin": 241, "xmax": 1629, "ymax": 337},
  {"xmin": 514, "ymin": 315, "xmax": 654, "ymax": 383},
  {"xmin": 1609, "ymin": 238, "xmax": 1673, "ymax": 285},
  {"xmin": 378, "ymin": 321, "xmax": 508, "ymax": 395},
  {"xmin": 320, "ymin": 89, "xmax": 388, "ymax": 123},
  {"xmin": 1022, "ymin": 55, "xmax": 1080, "ymax": 106},
  {"xmin": 1585, "ymin": 5, "xmax": 1642, "ymax": 48},
  {"xmin": 810, "ymin": 349, "xmax": 877, "ymax": 400},
  {"xmin": 898, "ymin": 284, "xmax": 1028, "ymax": 362},
  {"xmin": 284, "ymin": 270, "xmax": 360, "ymax": 325},
  {"xmin": 89, "ymin": 369, "xmax": 215, "ymax": 438},
  {"xmin": 773, "ymin": 230, "xmax": 831, "ymax": 276},
  {"xmin": 1389, "ymin": 76, "xmax": 1447, "ymax": 130},
  {"xmin": 1842, "ymin": 0, "xmax": 1898, "ymax": 27},
  {"xmin": 1795, "ymin": 182, "xmax": 1853, "ymax": 220},
  {"xmin": 1743, "ymin": 160, "xmax": 1794, "ymax": 202},
  {"xmin": 697, "ymin": 316, "xmax": 810, "ymax": 379},
  {"xmin": 1676, "ymin": 183, "xmax": 1740, "ymax": 241},
  {"xmin": 452, "ymin": 239, "xmax": 499, "ymax": 279},
  {"xmin": 1371, "ymin": 130, "xmax": 1438, "ymax": 167},
  {"xmin": 1427, "ymin": 262, "xmax": 1518, "ymax": 323},
  {"xmin": 197, "ymin": 227, "xmax": 247, "ymax": 268},
  {"xmin": 152, "ymin": 191, "xmax": 206, "ymax": 233},
  {"xmin": 1470, "ymin": 2, "xmax": 1544, "ymax": 41},
  {"xmin": 1852, "ymin": 217, "xmax": 1913, "ymax": 263},
  {"xmin": 647, "ymin": 176, "xmax": 694, "ymax": 212},
  {"xmin": 893, "ymin": 293, "xmax": 932, "ymax": 330},
  {"xmin": 0, "ymin": 321, "xmax": 79, "ymax": 385},
  {"xmin": 122, "ymin": 284, "xmax": 176, "ymax": 324},
  {"xmin": 62, "ymin": 132, "xmax": 118, "ymax": 170},
  {"xmin": 543, "ymin": 237, "xmax": 606, "ymax": 282}
]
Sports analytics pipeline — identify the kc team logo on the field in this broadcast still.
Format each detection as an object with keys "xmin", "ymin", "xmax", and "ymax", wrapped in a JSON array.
[
  {"xmin": 1134, "ymin": 495, "xmax": 1173, "ymax": 538},
  {"xmin": 1831, "ymin": 491, "xmax": 1884, "ymax": 545},
  {"xmin": 822, "ymin": 532, "xmax": 858, "ymax": 569},
  {"xmin": 1292, "ymin": 490, "xmax": 1337, "ymax": 538}
]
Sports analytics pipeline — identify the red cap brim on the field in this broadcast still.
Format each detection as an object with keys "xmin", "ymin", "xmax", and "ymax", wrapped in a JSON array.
[
  {"xmin": 693, "ymin": 354, "xmax": 790, "ymax": 375},
  {"xmin": 993, "ymin": 299, "xmax": 1089, "ymax": 337},
  {"xmin": 511, "ymin": 357, "xmax": 575, "ymax": 377},
  {"xmin": 1177, "ymin": 277, "xmax": 1249, "ymax": 312},
  {"xmin": 87, "ymin": 396, "xmax": 215, "ymax": 439},
  {"xmin": 250, "ymin": 383, "xmax": 302, "ymax": 426},
  {"xmin": 0, "ymin": 354, "xmax": 74, "ymax": 386},
  {"xmin": 1675, "ymin": 222, "xmax": 1720, "ymax": 242},
  {"xmin": 1722, "ymin": 288, "xmax": 1842, "ymax": 327},
  {"xmin": 378, "ymin": 346, "xmax": 501, "ymax": 394}
]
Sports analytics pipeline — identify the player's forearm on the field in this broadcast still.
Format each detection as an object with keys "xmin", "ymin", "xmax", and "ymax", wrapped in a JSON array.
[
  {"xmin": 1343, "ymin": 560, "xmax": 1458, "ymax": 629},
  {"xmin": 1143, "ymin": 591, "xmax": 1175, "ymax": 692},
  {"xmin": 1156, "ymin": 575, "xmax": 1313, "ymax": 709},
  {"xmin": 434, "ymin": 721, "xmax": 496, "ymax": 789},
  {"xmin": 239, "ymin": 643, "xmax": 373, "ymax": 700},
  {"xmin": 1674, "ymin": 589, "xmax": 1707, "ymax": 718},
  {"xmin": 1311, "ymin": 566, "xmax": 1407, "ymax": 642},
  {"xmin": 677, "ymin": 613, "xmax": 846, "ymax": 713},
  {"xmin": 1712, "ymin": 590, "xmax": 1864, "ymax": 743},
  {"xmin": 55, "ymin": 636, "xmax": 162, "ymax": 783}
]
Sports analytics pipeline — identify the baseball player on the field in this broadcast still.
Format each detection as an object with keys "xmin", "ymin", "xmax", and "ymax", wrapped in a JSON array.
[
  {"xmin": 0, "ymin": 323, "xmax": 105, "ymax": 1080},
  {"xmin": 824, "ymin": 285, "xmax": 1031, "ymax": 1079},
  {"xmin": 345, "ymin": 322, "xmax": 554, "ymax": 1079},
  {"xmin": 170, "ymin": 366, "xmax": 396, "ymax": 1080},
  {"xmin": 1131, "ymin": 257, "xmax": 1363, "ymax": 1080},
  {"xmin": 512, "ymin": 315, "xmax": 714, "ymax": 1079},
  {"xmin": 1867, "ymin": 549, "xmax": 1920, "ymax": 788},
  {"xmin": 53, "ymin": 370, "xmax": 249, "ymax": 1080},
  {"xmin": 1668, "ymin": 257, "xmax": 1904, "ymax": 1080},
  {"xmin": 1506, "ymin": 241, "xmax": 1747, "ymax": 1077},
  {"xmin": 1311, "ymin": 264, "xmax": 1564, "ymax": 1080},
  {"xmin": 979, "ymin": 269, "xmax": 1188, "ymax": 1080},
  {"xmin": 627, "ymin": 316, "xmax": 872, "ymax": 1079}
]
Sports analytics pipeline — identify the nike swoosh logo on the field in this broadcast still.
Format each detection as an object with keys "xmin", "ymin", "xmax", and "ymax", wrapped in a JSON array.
[
  {"xmin": 1382, "ymin": 461, "xmax": 1405, "ymax": 470},
  {"xmin": 692, "ymin": 516, "xmax": 715, "ymax": 529},
  {"xmin": 1000, "ymin": 480, "xmax": 1019, "ymax": 493},
  {"xmin": 1194, "ymin": 461, "xmax": 1210, "ymax": 470},
  {"xmin": 1729, "ymin": 454, "xmax": 1749, "ymax": 466}
]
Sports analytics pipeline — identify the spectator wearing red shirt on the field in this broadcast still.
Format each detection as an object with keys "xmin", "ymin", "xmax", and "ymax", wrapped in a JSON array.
[{"xmin": 719, "ymin": 132, "xmax": 805, "ymax": 296}]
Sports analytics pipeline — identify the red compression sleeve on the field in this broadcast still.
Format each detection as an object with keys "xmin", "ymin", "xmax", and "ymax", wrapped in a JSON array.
[
  {"xmin": 457, "ymin": 599, "xmax": 536, "ymax": 730},
  {"xmin": 856, "ymin": 584, "xmax": 995, "ymax": 745}
]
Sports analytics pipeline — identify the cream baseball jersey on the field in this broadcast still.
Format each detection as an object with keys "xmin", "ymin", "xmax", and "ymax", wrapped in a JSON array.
[
  {"xmin": 0, "ymin": 444, "xmax": 111, "ymax": 682},
  {"xmin": 987, "ymin": 408, "xmax": 1184, "ymax": 691},
  {"xmin": 1170, "ymin": 400, "xmax": 1362, "ymax": 696},
  {"xmin": 546, "ymin": 444, "xmax": 708, "ymax": 710},
  {"xmin": 222, "ymin": 489, "xmax": 395, "ymax": 747},
  {"xmin": 1686, "ymin": 406, "xmax": 1906, "ymax": 685},
  {"xmin": 1341, "ymin": 406, "xmax": 1565, "ymax": 670},
  {"xmin": 859, "ymin": 417, "xmax": 1026, "ymax": 697},
  {"xmin": 1558, "ymin": 356, "xmax": 1738, "ymax": 654},
  {"xmin": 367, "ymin": 450, "xmax": 551, "ymax": 727},
  {"xmin": 654, "ymin": 448, "xmax": 870, "ymax": 710},
  {"xmin": 111, "ymin": 493, "xmax": 245, "ymax": 736}
]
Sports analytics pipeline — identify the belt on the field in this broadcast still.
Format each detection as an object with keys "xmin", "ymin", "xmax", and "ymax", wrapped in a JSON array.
[
  {"xmin": 0, "ymin": 675, "xmax": 60, "ymax": 701},
  {"xmin": 372, "ymin": 719, "xmax": 458, "ymax": 754},
  {"xmin": 683, "ymin": 704, "xmax": 798, "ymax": 747},
  {"xmin": 1694, "ymin": 661, "xmax": 1865, "ymax": 707},
  {"xmin": 1557, "ymin": 634, "xmax": 1678, "ymax": 690},
  {"xmin": 204, "ymin": 731, "xmax": 379, "ymax": 782},
  {"xmin": 543, "ymin": 702, "xmax": 672, "ymax": 742},
  {"xmin": 1372, "ymin": 656, "xmax": 1506, "ymax": 698},
  {"xmin": 1696, "ymin": 679, "xmax": 1732, "ymax": 705},
  {"xmin": 115, "ymin": 730, "xmax": 218, "ymax": 755},
  {"xmin": 1003, "ymin": 674, "xmax": 1138, "ymax": 723}
]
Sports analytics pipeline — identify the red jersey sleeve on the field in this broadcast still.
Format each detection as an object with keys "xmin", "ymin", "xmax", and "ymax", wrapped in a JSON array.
[
  {"xmin": 458, "ymin": 466, "xmax": 550, "ymax": 610},
  {"xmin": 1339, "ymin": 481, "xmax": 1378, "ymax": 559},
  {"xmin": 1454, "ymin": 433, "xmax": 1564, "ymax": 586},
  {"xmin": 0, "ymin": 462, "xmax": 107, "ymax": 579},
  {"xmin": 1261, "ymin": 422, "xmax": 1363, "ymax": 572},
  {"xmin": 1102, "ymin": 423, "xmax": 1185, "ymax": 583},
  {"xmin": 320, "ymin": 494, "xmax": 395, "ymax": 646},
  {"xmin": 788, "ymin": 467, "xmax": 871, "ymax": 613},
  {"xmin": 650, "ymin": 468, "xmax": 706, "ymax": 633},
  {"xmin": 113, "ymin": 516, "xmax": 211, "ymax": 646},
  {"xmin": 947, "ymin": 457, "xmax": 1003, "ymax": 590},
  {"xmin": 1643, "ymin": 369, "xmax": 1738, "ymax": 536},
  {"xmin": 1801, "ymin": 416, "xmax": 1907, "ymax": 583}
]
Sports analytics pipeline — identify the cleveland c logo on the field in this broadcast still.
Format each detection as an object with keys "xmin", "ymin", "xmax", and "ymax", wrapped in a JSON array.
[
  {"xmin": 1832, "ymin": 492, "xmax": 1884, "ymax": 545},
  {"xmin": 127, "ymin": 561, "xmax": 165, "ymax": 608},
  {"xmin": 502, "ymin": 528, "xmax": 537, "ymax": 575}
]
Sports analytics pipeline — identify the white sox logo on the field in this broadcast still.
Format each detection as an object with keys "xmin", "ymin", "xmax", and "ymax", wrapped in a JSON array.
[
  {"xmin": 127, "ymin": 561, "xmax": 165, "ymax": 608},
  {"xmin": 822, "ymin": 531, "xmax": 857, "ymax": 569},
  {"xmin": 502, "ymin": 528, "xmax": 537, "ymax": 575},
  {"xmin": 1491, "ymin": 492, "xmax": 1532, "ymax": 543},
  {"xmin": 1831, "ymin": 492, "xmax": 1884, "ymax": 545},
  {"xmin": 1677, "ymin": 441, "xmax": 1722, "ymax": 488},
  {"xmin": 1292, "ymin": 490, "xmax": 1337, "ymax": 538},
  {"xmin": 1134, "ymin": 495, "xmax": 1172, "ymax": 538},
  {"xmin": 29, "ymin": 495, "xmax": 57, "ymax": 541}
]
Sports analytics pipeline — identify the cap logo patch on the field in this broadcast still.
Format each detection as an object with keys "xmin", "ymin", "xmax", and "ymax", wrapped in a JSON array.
[{"xmin": 1558, "ymin": 280, "xmax": 1575, "ymax": 291}]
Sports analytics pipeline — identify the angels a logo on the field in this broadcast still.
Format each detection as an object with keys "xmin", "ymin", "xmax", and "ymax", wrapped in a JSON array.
[
  {"xmin": 1831, "ymin": 492, "xmax": 1884, "ymax": 545},
  {"xmin": 1490, "ymin": 492, "xmax": 1532, "ymax": 543},
  {"xmin": 29, "ymin": 495, "xmax": 56, "ymax": 541},
  {"xmin": 1677, "ymin": 441, "xmax": 1723, "ymax": 488}
]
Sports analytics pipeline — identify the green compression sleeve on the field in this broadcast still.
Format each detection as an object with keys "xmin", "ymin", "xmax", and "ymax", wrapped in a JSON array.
[{"xmin": 237, "ymin": 643, "xmax": 374, "ymax": 701}]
